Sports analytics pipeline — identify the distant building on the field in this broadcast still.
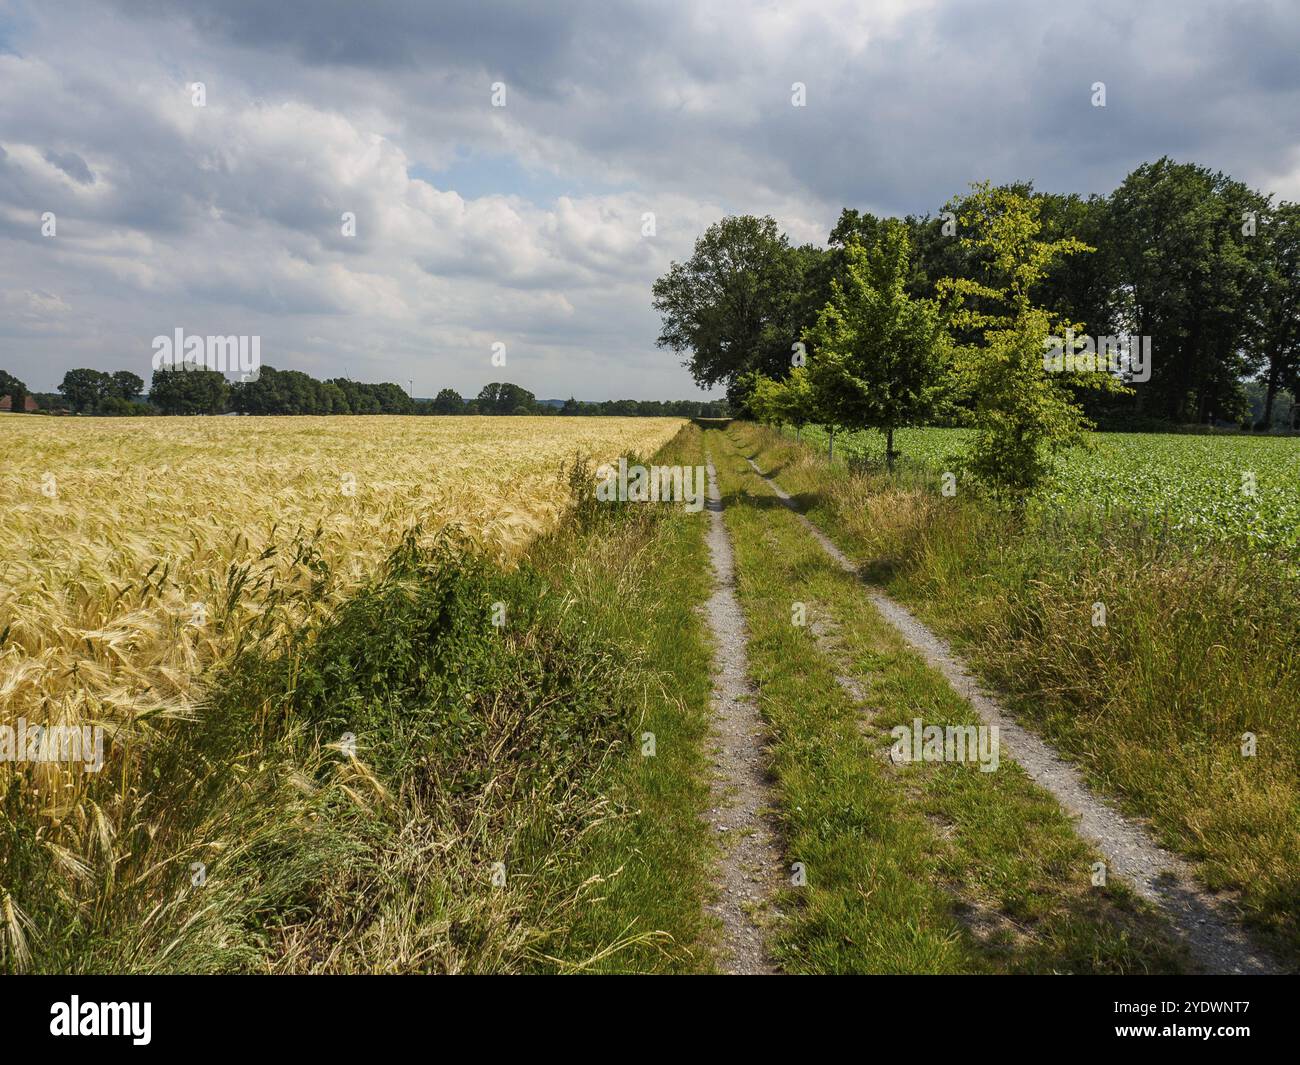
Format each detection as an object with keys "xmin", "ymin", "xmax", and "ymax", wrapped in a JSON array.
[{"xmin": 0, "ymin": 395, "xmax": 40, "ymax": 412}]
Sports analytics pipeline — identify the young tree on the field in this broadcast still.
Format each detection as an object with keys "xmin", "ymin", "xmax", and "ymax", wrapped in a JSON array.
[
  {"xmin": 938, "ymin": 183, "xmax": 1126, "ymax": 499},
  {"xmin": 804, "ymin": 221, "xmax": 951, "ymax": 469},
  {"xmin": 747, "ymin": 366, "xmax": 817, "ymax": 440}
]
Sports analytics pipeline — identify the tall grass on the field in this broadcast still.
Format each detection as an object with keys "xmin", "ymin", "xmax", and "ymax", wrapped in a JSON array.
[
  {"xmin": 733, "ymin": 422, "xmax": 1300, "ymax": 963},
  {"xmin": 2, "ymin": 428, "xmax": 715, "ymax": 973},
  {"xmin": 0, "ymin": 415, "xmax": 683, "ymax": 838}
]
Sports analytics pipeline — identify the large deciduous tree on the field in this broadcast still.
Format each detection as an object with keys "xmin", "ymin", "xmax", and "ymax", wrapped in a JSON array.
[
  {"xmin": 149, "ymin": 368, "xmax": 229, "ymax": 415},
  {"xmin": 432, "ymin": 388, "xmax": 464, "ymax": 414},
  {"xmin": 1105, "ymin": 158, "xmax": 1265, "ymax": 424},
  {"xmin": 652, "ymin": 215, "xmax": 815, "ymax": 413},
  {"xmin": 108, "ymin": 370, "xmax": 145, "ymax": 401},
  {"xmin": 1249, "ymin": 201, "xmax": 1300, "ymax": 429},
  {"xmin": 0, "ymin": 370, "xmax": 27, "ymax": 412},
  {"xmin": 476, "ymin": 382, "xmax": 536, "ymax": 415},
  {"xmin": 58, "ymin": 368, "xmax": 111, "ymax": 413}
]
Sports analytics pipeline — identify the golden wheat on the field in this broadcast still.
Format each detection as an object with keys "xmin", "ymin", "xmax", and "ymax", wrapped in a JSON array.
[{"xmin": 0, "ymin": 414, "xmax": 682, "ymax": 814}]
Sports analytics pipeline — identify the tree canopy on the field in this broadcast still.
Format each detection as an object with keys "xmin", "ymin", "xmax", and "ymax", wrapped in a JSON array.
[
  {"xmin": 652, "ymin": 214, "xmax": 821, "ymax": 412},
  {"xmin": 804, "ymin": 220, "xmax": 952, "ymax": 468},
  {"xmin": 655, "ymin": 157, "xmax": 1299, "ymax": 439}
]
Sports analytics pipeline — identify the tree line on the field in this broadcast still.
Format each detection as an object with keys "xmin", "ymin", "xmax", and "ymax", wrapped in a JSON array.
[
  {"xmin": 653, "ymin": 156, "xmax": 1300, "ymax": 435},
  {"xmin": 1, "ymin": 366, "xmax": 727, "ymax": 419}
]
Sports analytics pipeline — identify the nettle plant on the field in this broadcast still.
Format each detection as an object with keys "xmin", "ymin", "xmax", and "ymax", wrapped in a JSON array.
[{"xmin": 939, "ymin": 183, "xmax": 1128, "ymax": 501}]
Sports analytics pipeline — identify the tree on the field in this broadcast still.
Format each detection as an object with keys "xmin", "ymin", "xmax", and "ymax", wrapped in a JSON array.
[
  {"xmin": 108, "ymin": 370, "xmax": 144, "ymax": 401},
  {"xmin": 329, "ymin": 378, "xmax": 381, "ymax": 414},
  {"xmin": 804, "ymin": 221, "xmax": 952, "ymax": 469},
  {"xmin": 230, "ymin": 366, "xmax": 288, "ymax": 414},
  {"xmin": 476, "ymin": 382, "xmax": 535, "ymax": 414},
  {"xmin": 321, "ymin": 381, "xmax": 350, "ymax": 414},
  {"xmin": 1105, "ymin": 158, "xmax": 1265, "ymax": 423},
  {"xmin": 0, "ymin": 370, "xmax": 27, "ymax": 412},
  {"xmin": 830, "ymin": 207, "xmax": 973, "ymax": 306},
  {"xmin": 58, "ymin": 368, "xmax": 111, "ymax": 413},
  {"xmin": 938, "ymin": 183, "xmax": 1126, "ymax": 500},
  {"xmin": 747, "ymin": 366, "xmax": 822, "ymax": 446},
  {"xmin": 652, "ymin": 215, "xmax": 809, "ymax": 412},
  {"xmin": 366, "ymin": 381, "xmax": 413, "ymax": 414},
  {"xmin": 149, "ymin": 368, "xmax": 228, "ymax": 415},
  {"xmin": 95, "ymin": 396, "xmax": 151, "ymax": 416},
  {"xmin": 1248, "ymin": 201, "xmax": 1300, "ymax": 429},
  {"xmin": 432, "ymin": 388, "xmax": 464, "ymax": 414}
]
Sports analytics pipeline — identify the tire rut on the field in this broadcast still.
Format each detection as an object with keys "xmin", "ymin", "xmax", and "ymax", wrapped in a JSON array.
[
  {"xmin": 699, "ymin": 450, "xmax": 783, "ymax": 975},
  {"xmin": 740, "ymin": 449, "xmax": 1282, "ymax": 976}
]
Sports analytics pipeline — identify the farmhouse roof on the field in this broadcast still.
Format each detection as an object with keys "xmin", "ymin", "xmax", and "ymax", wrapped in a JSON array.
[{"xmin": 0, "ymin": 394, "xmax": 40, "ymax": 411}]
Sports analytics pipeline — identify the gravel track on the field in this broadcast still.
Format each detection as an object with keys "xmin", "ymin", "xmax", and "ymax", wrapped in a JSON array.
[
  {"xmin": 741, "ymin": 451, "xmax": 1282, "ymax": 976},
  {"xmin": 699, "ymin": 451, "xmax": 783, "ymax": 975}
]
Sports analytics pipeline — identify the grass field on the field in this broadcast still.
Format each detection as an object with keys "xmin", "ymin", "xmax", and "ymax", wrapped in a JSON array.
[{"xmin": 793, "ymin": 425, "xmax": 1300, "ymax": 552}]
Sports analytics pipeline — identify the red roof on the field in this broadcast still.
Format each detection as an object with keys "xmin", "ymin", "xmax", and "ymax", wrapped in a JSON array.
[{"xmin": 0, "ymin": 395, "xmax": 40, "ymax": 411}]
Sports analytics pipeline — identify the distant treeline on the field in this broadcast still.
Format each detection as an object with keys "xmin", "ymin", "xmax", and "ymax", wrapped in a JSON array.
[{"xmin": 2, "ymin": 366, "xmax": 728, "ymax": 418}]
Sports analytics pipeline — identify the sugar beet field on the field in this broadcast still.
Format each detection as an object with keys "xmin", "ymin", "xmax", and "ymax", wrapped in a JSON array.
[{"xmin": 792, "ymin": 425, "xmax": 1300, "ymax": 552}]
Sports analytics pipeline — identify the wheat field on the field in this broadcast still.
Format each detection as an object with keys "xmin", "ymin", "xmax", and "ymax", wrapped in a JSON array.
[{"xmin": 0, "ymin": 415, "xmax": 683, "ymax": 817}]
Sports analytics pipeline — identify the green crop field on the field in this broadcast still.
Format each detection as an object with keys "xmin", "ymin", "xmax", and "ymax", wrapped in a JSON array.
[{"xmin": 791, "ymin": 425, "xmax": 1300, "ymax": 552}]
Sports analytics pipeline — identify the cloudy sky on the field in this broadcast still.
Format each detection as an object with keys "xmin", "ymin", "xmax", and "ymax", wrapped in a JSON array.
[{"xmin": 1, "ymin": 0, "xmax": 1298, "ymax": 399}]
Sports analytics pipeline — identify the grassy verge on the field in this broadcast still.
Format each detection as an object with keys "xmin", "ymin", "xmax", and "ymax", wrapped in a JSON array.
[
  {"xmin": 730, "ymin": 420, "xmax": 1300, "ymax": 965},
  {"xmin": 706, "ymin": 428, "xmax": 1188, "ymax": 973},
  {"xmin": 2, "ymin": 425, "xmax": 716, "ymax": 974}
]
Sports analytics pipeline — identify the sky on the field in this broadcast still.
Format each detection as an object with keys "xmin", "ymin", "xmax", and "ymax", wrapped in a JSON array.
[{"xmin": 1, "ymin": 0, "xmax": 1298, "ymax": 400}]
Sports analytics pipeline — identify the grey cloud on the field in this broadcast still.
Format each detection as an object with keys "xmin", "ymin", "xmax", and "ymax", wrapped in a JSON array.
[{"xmin": 43, "ymin": 148, "xmax": 94, "ymax": 184}]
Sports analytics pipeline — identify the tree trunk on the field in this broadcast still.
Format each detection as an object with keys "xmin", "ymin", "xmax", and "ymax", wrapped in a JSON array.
[
  {"xmin": 1259, "ymin": 359, "xmax": 1280, "ymax": 430},
  {"xmin": 828, "ymin": 428, "xmax": 835, "ymax": 464}
]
